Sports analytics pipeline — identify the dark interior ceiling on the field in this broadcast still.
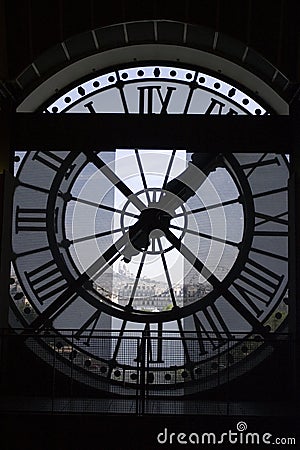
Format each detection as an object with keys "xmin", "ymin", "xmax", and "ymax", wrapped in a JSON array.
[{"xmin": 1, "ymin": 0, "xmax": 300, "ymax": 82}]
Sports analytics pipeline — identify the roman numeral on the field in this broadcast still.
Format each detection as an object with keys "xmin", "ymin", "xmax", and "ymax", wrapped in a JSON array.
[
  {"xmin": 255, "ymin": 211, "xmax": 288, "ymax": 227},
  {"xmin": 136, "ymin": 323, "xmax": 164, "ymax": 363},
  {"xmin": 183, "ymin": 87, "xmax": 195, "ymax": 114},
  {"xmin": 193, "ymin": 305, "xmax": 234, "ymax": 356},
  {"xmin": 251, "ymin": 247, "xmax": 288, "ymax": 262},
  {"xmin": 148, "ymin": 322, "xmax": 163, "ymax": 363},
  {"xmin": 32, "ymin": 151, "xmax": 74, "ymax": 178},
  {"xmin": 25, "ymin": 259, "xmax": 68, "ymax": 304},
  {"xmin": 231, "ymin": 257, "xmax": 284, "ymax": 316},
  {"xmin": 117, "ymin": 81, "xmax": 129, "ymax": 114},
  {"xmin": 254, "ymin": 211, "xmax": 288, "ymax": 237},
  {"xmin": 15, "ymin": 207, "xmax": 47, "ymax": 233},
  {"xmin": 137, "ymin": 86, "xmax": 176, "ymax": 114},
  {"xmin": 33, "ymin": 151, "xmax": 64, "ymax": 172},
  {"xmin": 253, "ymin": 187, "xmax": 287, "ymax": 200},
  {"xmin": 83, "ymin": 101, "xmax": 96, "ymax": 113},
  {"xmin": 240, "ymin": 154, "xmax": 280, "ymax": 178},
  {"xmin": 13, "ymin": 245, "xmax": 50, "ymax": 259},
  {"xmin": 74, "ymin": 310, "xmax": 102, "ymax": 346},
  {"xmin": 205, "ymin": 98, "xmax": 238, "ymax": 115}
]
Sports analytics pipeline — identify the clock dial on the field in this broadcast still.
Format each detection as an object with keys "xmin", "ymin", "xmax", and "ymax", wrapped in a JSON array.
[
  {"xmin": 10, "ymin": 64, "xmax": 289, "ymax": 394},
  {"xmin": 45, "ymin": 64, "xmax": 267, "ymax": 116}
]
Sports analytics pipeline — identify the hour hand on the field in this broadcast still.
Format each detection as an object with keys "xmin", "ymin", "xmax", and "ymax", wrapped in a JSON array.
[
  {"xmin": 121, "ymin": 152, "xmax": 222, "ymax": 262},
  {"xmin": 158, "ymin": 152, "xmax": 222, "ymax": 214}
]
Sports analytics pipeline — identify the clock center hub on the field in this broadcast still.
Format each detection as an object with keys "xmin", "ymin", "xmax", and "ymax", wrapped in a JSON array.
[
  {"xmin": 129, "ymin": 207, "xmax": 172, "ymax": 252},
  {"xmin": 140, "ymin": 207, "xmax": 172, "ymax": 231},
  {"xmin": 120, "ymin": 187, "xmax": 188, "ymax": 256}
]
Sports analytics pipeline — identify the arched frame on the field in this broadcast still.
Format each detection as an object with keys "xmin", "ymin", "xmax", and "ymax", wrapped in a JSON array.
[
  {"xmin": 7, "ymin": 21, "xmax": 295, "ymax": 397},
  {"xmin": 15, "ymin": 21, "xmax": 289, "ymax": 114}
]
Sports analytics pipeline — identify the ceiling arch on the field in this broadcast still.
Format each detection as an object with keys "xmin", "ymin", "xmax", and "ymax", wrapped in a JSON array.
[{"xmin": 12, "ymin": 20, "xmax": 291, "ymax": 113}]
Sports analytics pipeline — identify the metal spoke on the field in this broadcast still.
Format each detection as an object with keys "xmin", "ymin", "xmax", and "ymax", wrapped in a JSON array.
[
  {"xmin": 177, "ymin": 319, "xmax": 192, "ymax": 366},
  {"xmin": 70, "ymin": 195, "xmax": 139, "ymax": 218},
  {"xmin": 85, "ymin": 151, "xmax": 146, "ymax": 211},
  {"xmin": 173, "ymin": 197, "xmax": 241, "ymax": 218},
  {"xmin": 70, "ymin": 227, "xmax": 126, "ymax": 244},
  {"xmin": 162, "ymin": 150, "xmax": 176, "ymax": 189},
  {"xmin": 113, "ymin": 252, "xmax": 146, "ymax": 368},
  {"xmin": 74, "ymin": 310, "xmax": 101, "ymax": 343},
  {"xmin": 169, "ymin": 224, "xmax": 240, "ymax": 247},
  {"xmin": 163, "ymin": 228, "xmax": 220, "ymax": 287},
  {"xmin": 158, "ymin": 239, "xmax": 177, "ymax": 307},
  {"xmin": 13, "ymin": 245, "xmax": 50, "ymax": 258},
  {"xmin": 111, "ymin": 319, "xmax": 128, "ymax": 363},
  {"xmin": 159, "ymin": 150, "xmax": 176, "ymax": 202},
  {"xmin": 134, "ymin": 149, "xmax": 151, "ymax": 204},
  {"xmin": 151, "ymin": 238, "xmax": 156, "ymax": 253},
  {"xmin": 127, "ymin": 252, "xmax": 146, "ymax": 308},
  {"xmin": 116, "ymin": 71, "xmax": 129, "ymax": 114},
  {"xmin": 19, "ymin": 181, "xmax": 50, "ymax": 195}
]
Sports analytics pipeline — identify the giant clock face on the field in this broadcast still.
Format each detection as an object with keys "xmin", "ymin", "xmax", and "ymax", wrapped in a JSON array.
[{"xmin": 10, "ymin": 63, "xmax": 289, "ymax": 394}]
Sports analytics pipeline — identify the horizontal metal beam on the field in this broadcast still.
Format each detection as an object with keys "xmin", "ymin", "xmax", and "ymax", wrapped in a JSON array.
[{"xmin": 11, "ymin": 113, "xmax": 293, "ymax": 152}]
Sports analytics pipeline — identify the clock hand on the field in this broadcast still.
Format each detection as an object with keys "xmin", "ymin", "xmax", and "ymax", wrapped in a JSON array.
[
  {"xmin": 85, "ymin": 150, "xmax": 146, "ymax": 212},
  {"xmin": 122, "ymin": 207, "xmax": 172, "ymax": 262},
  {"xmin": 86, "ymin": 152, "xmax": 221, "ymax": 265},
  {"xmin": 122, "ymin": 153, "xmax": 222, "ymax": 261},
  {"xmin": 24, "ymin": 231, "xmax": 140, "ymax": 332},
  {"xmin": 157, "ymin": 152, "xmax": 222, "ymax": 215},
  {"xmin": 83, "ymin": 228, "xmax": 154, "ymax": 279}
]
